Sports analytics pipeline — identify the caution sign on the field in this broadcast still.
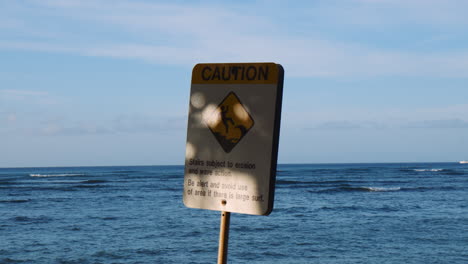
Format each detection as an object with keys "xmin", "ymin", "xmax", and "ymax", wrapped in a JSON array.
[{"xmin": 184, "ymin": 62, "xmax": 284, "ymax": 215}]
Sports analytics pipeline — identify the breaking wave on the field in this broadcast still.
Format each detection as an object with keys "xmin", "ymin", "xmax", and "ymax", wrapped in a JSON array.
[
  {"xmin": 30, "ymin": 173, "xmax": 85, "ymax": 177},
  {"xmin": 363, "ymin": 187, "xmax": 401, "ymax": 192},
  {"xmin": 318, "ymin": 186, "xmax": 401, "ymax": 193}
]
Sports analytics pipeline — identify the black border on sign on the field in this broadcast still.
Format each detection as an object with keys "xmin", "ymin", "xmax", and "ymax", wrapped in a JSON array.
[{"xmin": 264, "ymin": 64, "xmax": 284, "ymax": 215}]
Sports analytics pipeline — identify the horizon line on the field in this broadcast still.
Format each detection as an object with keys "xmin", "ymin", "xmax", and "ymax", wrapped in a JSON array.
[{"xmin": 0, "ymin": 161, "xmax": 461, "ymax": 169}]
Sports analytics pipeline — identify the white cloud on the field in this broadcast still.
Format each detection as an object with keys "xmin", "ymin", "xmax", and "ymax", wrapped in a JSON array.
[
  {"xmin": 22, "ymin": 113, "xmax": 186, "ymax": 136},
  {"xmin": 284, "ymin": 103, "xmax": 468, "ymax": 130},
  {"xmin": 0, "ymin": 89, "xmax": 49, "ymax": 98},
  {"xmin": 7, "ymin": 113, "xmax": 17, "ymax": 122},
  {"xmin": 0, "ymin": 89, "xmax": 60, "ymax": 105},
  {"xmin": 330, "ymin": 0, "xmax": 468, "ymax": 27},
  {"xmin": 0, "ymin": 42, "xmax": 77, "ymax": 53},
  {"xmin": 313, "ymin": 121, "xmax": 363, "ymax": 130},
  {"xmin": 1, "ymin": 0, "xmax": 468, "ymax": 78},
  {"xmin": 3, "ymin": 40, "xmax": 468, "ymax": 78},
  {"xmin": 404, "ymin": 119, "xmax": 468, "ymax": 129},
  {"xmin": 0, "ymin": 111, "xmax": 17, "ymax": 123}
]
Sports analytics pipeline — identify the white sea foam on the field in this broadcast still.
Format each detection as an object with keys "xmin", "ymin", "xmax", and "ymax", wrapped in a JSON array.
[
  {"xmin": 413, "ymin": 169, "xmax": 443, "ymax": 172},
  {"xmin": 365, "ymin": 187, "xmax": 401, "ymax": 192},
  {"xmin": 30, "ymin": 174, "xmax": 85, "ymax": 177}
]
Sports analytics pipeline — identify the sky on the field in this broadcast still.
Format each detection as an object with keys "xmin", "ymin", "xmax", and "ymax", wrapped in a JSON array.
[{"xmin": 1, "ymin": 0, "xmax": 468, "ymax": 167}]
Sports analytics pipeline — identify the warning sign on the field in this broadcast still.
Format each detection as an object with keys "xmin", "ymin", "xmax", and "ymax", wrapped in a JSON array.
[
  {"xmin": 184, "ymin": 62, "xmax": 284, "ymax": 216},
  {"xmin": 204, "ymin": 92, "xmax": 254, "ymax": 153}
]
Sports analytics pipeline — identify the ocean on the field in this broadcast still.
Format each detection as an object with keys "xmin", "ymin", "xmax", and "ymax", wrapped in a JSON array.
[{"xmin": 1, "ymin": 163, "xmax": 467, "ymax": 263}]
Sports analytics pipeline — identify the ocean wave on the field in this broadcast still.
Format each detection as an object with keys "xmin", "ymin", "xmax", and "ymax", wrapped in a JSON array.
[
  {"xmin": 30, "ymin": 173, "xmax": 85, "ymax": 177},
  {"xmin": 80, "ymin": 180, "xmax": 107, "ymax": 184},
  {"xmin": 364, "ymin": 187, "xmax": 401, "ymax": 192},
  {"xmin": 0, "ymin": 199, "xmax": 30, "ymax": 203},
  {"xmin": 1, "ymin": 258, "xmax": 35, "ymax": 263},
  {"xmin": 9, "ymin": 186, "xmax": 79, "ymax": 192},
  {"xmin": 320, "ymin": 205, "xmax": 363, "ymax": 211},
  {"xmin": 111, "ymin": 170, "xmax": 141, "ymax": 173},
  {"xmin": 11, "ymin": 215, "xmax": 53, "ymax": 224},
  {"xmin": 74, "ymin": 184, "xmax": 106, "ymax": 189},
  {"xmin": 401, "ymin": 168, "xmax": 465, "ymax": 175},
  {"xmin": 442, "ymin": 169, "xmax": 466, "ymax": 176},
  {"xmin": 92, "ymin": 250, "xmax": 124, "ymax": 259},
  {"xmin": 277, "ymin": 179, "xmax": 361, "ymax": 185},
  {"xmin": 413, "ymin": 169, "xmax": 443, "ymax": 172},
  {"xmin": 276, "ymin": 179, "xmax": 300, "ymax": 185},
  {"xmin": 318, "ymin": 186, "xmax": 401, "ymax": 193},
  {"xmin": 276, "ymin": 179, "xmax": 368, "ymax": 190},
  {"xmin": 402, "ymin": 186, "xmax": 459, "ymax": 192}
]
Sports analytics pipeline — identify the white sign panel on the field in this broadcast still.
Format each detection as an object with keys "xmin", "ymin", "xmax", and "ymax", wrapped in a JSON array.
[{"xmin": 184, "ymin": 63, "xmax": 284, "ymax": 215}]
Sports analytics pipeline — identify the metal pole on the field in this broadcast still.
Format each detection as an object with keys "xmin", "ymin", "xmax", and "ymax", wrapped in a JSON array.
[{"xmin": 217, "ymin": 211, "xmax": 231, "ymax": 264}]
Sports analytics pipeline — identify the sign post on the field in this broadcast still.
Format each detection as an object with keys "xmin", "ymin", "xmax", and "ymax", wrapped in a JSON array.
[
  {"xmin": 217, "ymin": 211, "xmax": 230, "ymax": 264},
  {"xmin": 184, "ymin": 62, "xmax": 284, "ymax": 262}
]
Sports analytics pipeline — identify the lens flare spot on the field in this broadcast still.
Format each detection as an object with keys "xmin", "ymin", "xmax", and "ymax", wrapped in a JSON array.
[
  {"xmin": 190, "ymin": 92, "xmax": 205, "ymax": 109},
  {"xmin": 202, "ymin": 104, "xmax": 220, "ymax": 126},
  {"xmin": 233, "ymin": 103, "xmax": 250, "ymax": 122},
  {"xmin": 186, "ymin": 142, "xmax": 196, "ymax": 159}
]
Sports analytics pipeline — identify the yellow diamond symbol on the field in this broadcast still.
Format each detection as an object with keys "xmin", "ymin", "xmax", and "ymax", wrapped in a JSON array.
[{"xmin": 204, "ymin": 92, "xmax": 254, "ymax": 153}]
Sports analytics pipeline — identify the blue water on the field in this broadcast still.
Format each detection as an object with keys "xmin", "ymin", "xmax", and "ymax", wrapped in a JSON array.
[{"xmin": 1, "ymin": 163, "xmax": 467, "ymax": 263}]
